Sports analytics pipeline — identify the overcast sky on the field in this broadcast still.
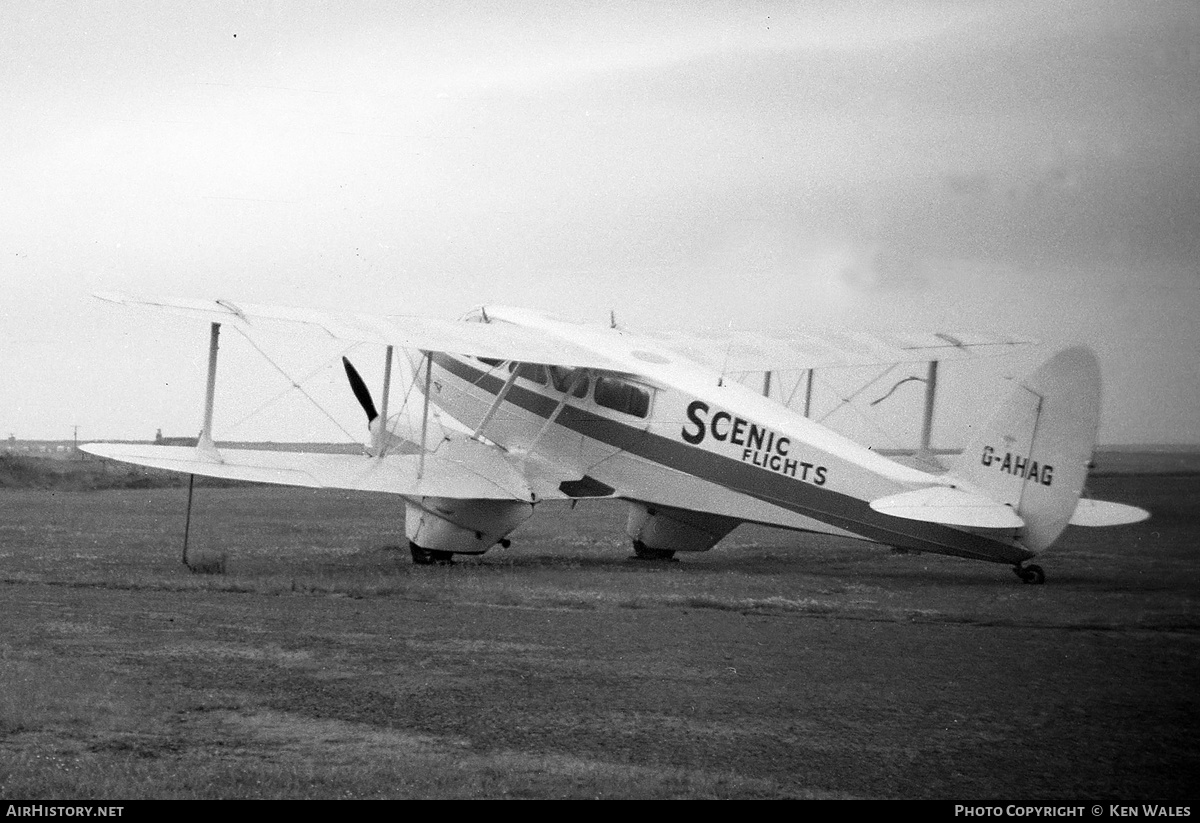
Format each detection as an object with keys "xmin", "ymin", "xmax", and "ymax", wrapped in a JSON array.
[{"xmin": 2, "ymin": 1, "xmax": 1197, "ymax": 446}]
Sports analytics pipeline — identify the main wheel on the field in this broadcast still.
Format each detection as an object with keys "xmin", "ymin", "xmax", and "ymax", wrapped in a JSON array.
[
  {"xmin": 410, "ymin": 542, "xmax": 455, "ymax": 565},
  {"xmin": 631, "ymin": 540, "xmax": 676, "ymax": 561},
  {"xmin": 1014, "ymin": 563, "xmax": 1045, "ymax": 584}
]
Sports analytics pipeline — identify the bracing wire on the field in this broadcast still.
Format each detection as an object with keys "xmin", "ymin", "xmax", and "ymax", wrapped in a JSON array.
[
  {"xmin": 809, "ymin": 364, "xmax": 932, "ymax": 449},
  {"xmin": 390, "ymin": 351, "xmax": 424, "ymax": 424},
  {"xmin": 225, "ymin": 351, "xmax": 356, "ymax": 434},
  {"xmin": 785, "ymin": 371, "xmax": 808, "ymax": 407},
  {"xmin": 816, "ymin": 364, "xmax": 936, "ymax": 451},
  {"xmin": 815, "ymin": 364, "xmax": 897, "ymax": 424},
  {"xmin": 226, "ymin": 328, "xmax": 363, "ymax": 443}
]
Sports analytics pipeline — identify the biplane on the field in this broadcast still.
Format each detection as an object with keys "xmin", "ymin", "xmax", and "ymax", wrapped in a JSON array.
[{"xmin": 83, "ymin": 294, "xmax": 1148, "ymax": 583}]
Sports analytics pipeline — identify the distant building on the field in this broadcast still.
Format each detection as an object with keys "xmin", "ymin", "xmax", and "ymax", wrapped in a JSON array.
[
  {"xmin": 155, "ymin": 428, "xmax": 198, "ymax": 447},
  {"xmin": 2, "ymin": 438, "xmax": 78, "ymax": 459}
]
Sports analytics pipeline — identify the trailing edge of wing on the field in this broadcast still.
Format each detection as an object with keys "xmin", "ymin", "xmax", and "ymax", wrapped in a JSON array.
[
  {"xmin": 80, "ymin": 442, "xmax": 568, "ymax": 501},
  {"xmin": 1068, "ymin": 499, "xmax": 1150, "ymax": 527},
  {"xmin": 869, "ymin": 486, "xmax": 1025, "ymax": 529},
  {"xmin": 639, "ymin": 328, "xmax": 1036, "ymax": 373}
]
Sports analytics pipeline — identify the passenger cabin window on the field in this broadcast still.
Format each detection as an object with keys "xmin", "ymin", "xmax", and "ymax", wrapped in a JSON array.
[
  {"xmin": 549, "ymin": 366, "xmax": 589, "ymax": 398},
  {"xmin": 593, "ymin": 377, "xmax": 651, "ymax": 418},
  {"xmin": 508, "ymin": 362, "xmax": 548, "ymax": 386}
]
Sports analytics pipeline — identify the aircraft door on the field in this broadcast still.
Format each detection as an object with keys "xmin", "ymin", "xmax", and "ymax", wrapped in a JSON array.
[{"xmin": 573, "ymin": 374, "xmax": 655, "ymax": 474}]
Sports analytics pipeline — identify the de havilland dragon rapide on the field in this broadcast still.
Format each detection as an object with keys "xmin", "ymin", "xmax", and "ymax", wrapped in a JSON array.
[{"xmin": 84, "ymin": 293, "xmax": 1148, "ymax": 584}]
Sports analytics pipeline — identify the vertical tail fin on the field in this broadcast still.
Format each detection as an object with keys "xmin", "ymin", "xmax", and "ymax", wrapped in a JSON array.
[{"xmin": 949, "ymin": 347, "xmax": 1101, "ymax": 552}]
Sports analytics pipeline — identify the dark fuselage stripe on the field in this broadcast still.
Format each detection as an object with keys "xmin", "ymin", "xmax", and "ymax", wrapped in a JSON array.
[{"xmin": 431, "ymin": 353, "xmax": 1032, "ymax": 564}]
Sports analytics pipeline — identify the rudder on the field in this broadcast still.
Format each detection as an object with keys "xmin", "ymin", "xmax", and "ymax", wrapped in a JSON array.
[{"xmin": 950, "ymin": 347, "xmax": 1101, "ymax": 552}]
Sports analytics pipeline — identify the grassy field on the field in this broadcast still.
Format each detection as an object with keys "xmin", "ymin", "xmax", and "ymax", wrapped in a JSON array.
[{"xmin": 0, "ymin": 456, "xmax": 1196, "ymax": 799}]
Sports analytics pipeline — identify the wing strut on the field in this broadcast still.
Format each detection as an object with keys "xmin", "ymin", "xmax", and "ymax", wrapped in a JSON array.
[
  {"xmin": 417, "ymin": 353, "xmax": 432, "ymax": 479},
  {"xmin": 186, "ymin": 321, "xmax": 221, "ymax": 569},
  {"xmin": 920, "ymin": 360, "xmax": 939, "ymax": 454},
  {"xmin": 472, "ymin": 364, "xmax": 520, "ymax": 442},
  {"xmin": 374, "ymin": 345, "xmax": 394, "ymax": 456},
  {"xmin": 198, "ymin": 322, "xmax": 221, "ymax": 453},
  {"xmin": 522, "ymin": 369, "xmax": 587, "ymax": 468}
]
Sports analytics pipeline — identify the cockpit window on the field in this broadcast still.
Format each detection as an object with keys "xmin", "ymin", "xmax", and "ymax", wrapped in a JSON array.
[
  {"xmin": 508, "ymin": 362, "xmax": 548, "ymax": 386},
  {"xmin": 549, "ymin": 366, "xmax": 589, "ymax": 398},
  {"xmin": 593, "ymin": 376, "xmax": 650, "ymax": 418}
]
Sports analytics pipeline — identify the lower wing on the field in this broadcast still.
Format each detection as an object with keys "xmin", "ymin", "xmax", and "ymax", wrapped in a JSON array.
[{"xmin": 81, "ymin": 440, "xmax": 571, "ymax": 502}]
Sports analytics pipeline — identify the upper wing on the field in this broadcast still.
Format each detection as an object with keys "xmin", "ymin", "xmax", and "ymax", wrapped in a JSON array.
[
  {"xmin": 94, "ymin": 292, "xmax": 630, "ymax": 371},
  {"xmin": 97, "ymin": 292, "xmax": 1033, "ymax": 374},
  {"xmin": 81, "ymin": 440, "xmax": 575, "ymax": 502},
  {"xmin": 635, "ymin": 328, "xmax": 1034, "ymax": 374}
]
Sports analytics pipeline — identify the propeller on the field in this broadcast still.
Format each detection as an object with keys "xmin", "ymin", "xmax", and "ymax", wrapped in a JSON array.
[{"xmin": 342, "ymin": 357, "xmax": 378, "ymax": 424}]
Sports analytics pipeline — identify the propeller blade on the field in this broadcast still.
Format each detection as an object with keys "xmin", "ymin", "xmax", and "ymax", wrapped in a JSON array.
[{"xmin": 342, "ymin": 357, "xmax": 378, "ymax": 423}]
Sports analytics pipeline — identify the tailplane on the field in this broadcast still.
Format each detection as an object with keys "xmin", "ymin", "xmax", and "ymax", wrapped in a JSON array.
[{"xmin": 949, "ymin": 347, "xmax": 1104, "ymax": 552}]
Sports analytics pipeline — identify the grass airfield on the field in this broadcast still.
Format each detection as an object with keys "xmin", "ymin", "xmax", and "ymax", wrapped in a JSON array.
[{"xmin": 0, "ymin": 457, "xmax": 1196, "ymax": 799}]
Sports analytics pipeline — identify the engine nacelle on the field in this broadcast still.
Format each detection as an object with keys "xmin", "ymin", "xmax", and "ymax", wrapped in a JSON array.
[
  {"xmin": 625, "ymin": 501, "xmax": 739, "ymax": 559},
  {"xmin": 405, "ymin": 496, "xmax": 533, "ymax": 563}
]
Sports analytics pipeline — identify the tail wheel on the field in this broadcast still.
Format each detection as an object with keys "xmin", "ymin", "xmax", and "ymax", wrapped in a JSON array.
[{"xmin": 1013, "ymin": 563, "xmax": 1046, "ymax": 585}]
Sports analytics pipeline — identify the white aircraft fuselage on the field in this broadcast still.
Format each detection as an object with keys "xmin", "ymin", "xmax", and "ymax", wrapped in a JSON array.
[{"xmin": 416, "ymin": 307, "xmax": 1034, "ymax": 565}]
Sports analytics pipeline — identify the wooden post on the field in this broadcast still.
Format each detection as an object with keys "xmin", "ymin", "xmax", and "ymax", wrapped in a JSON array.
[{"xmin": 182, "ymin": 474, "xmax": 195, "ymax": 566}]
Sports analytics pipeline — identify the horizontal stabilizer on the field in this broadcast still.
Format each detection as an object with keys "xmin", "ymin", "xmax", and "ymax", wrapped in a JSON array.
[
  {"xmin": 1068, "ymin": 499, "xmax": 1151, "ymax": 527},
  {"xmin": 81, "ymin": 442, "xmax": 568, "ymax": 502},
  {"xmin": 869, "ymin": 486, "xmax": 1025, "ymax": 529}
]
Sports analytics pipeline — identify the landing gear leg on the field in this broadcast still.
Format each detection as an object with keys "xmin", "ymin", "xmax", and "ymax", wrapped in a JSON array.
[
  {"xmin": 410, "ymin": 541, "xmax": 455, "ymax": 566},
  {"xmin": 1013, "ymin": 563, "xmax": 1045, "ymax": 585},
  {"xmin": 630, "ymin": 540, "xmax": 677, "ymax": 562}
]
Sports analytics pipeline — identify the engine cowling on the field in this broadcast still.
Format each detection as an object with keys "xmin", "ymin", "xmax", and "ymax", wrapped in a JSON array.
[
  {"xmin": 404, "ymin": 496, "xmax": 533, "ymax": 564},
  {"xmin": 625, "ymin": 501, "xmax": 739, "ymax": 560}
]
